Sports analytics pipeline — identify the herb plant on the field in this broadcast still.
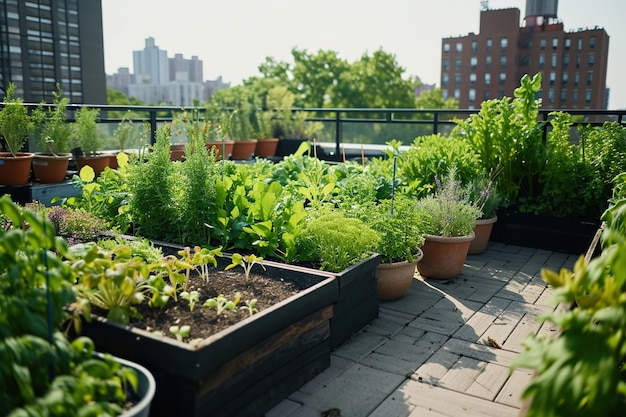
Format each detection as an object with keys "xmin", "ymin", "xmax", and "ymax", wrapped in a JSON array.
[
  {"xmin": 31, "ymin": 84, "xmax": 72, "ymax": 155},
  {"xmin": 204, "ymin": 293, "xmax": 241, "ymax": 315},
  {"xmin": 225, "ymin": 253, "xmax": 266, "ymax": 280},
  {"xmin": 0, "ymin": 82, "xmax": 33, "ymax": 157},
  {"xmin": 73, "ymin": 106, "xmax": 103, "ymax": 155}
]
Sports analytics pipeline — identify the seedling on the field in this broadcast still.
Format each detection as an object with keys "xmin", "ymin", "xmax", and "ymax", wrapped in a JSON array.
[
  {"xmin": 203, "ymin": 293, "xmax": 241, "ymax": 315},
  {"xmin": 225, "ymin": 253, "xmax": 266, "ymax": 280},
  {"xmin": 169, "ymin": 325, "xmax": 190, "ymax": 342},
  {"xmin": 241, "ymin": 299, "xmax": 259, "ymax": 317},
  {"xmin": 180, "ymin": 290, "xmax": 200, "ymax": 312}
]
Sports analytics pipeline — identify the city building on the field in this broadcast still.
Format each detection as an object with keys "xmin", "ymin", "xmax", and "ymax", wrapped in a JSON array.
[
  {"xmin": 441, "ymin": 0, "xmax": 609, "ymax": 109},
  {"xmin": 0, "ymin": 0, "xmax": 106, "ymax": 104}
]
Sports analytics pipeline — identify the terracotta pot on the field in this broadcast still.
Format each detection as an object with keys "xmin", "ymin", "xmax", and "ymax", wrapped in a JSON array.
[
  {"xmin": 254, "ymin": 138, "xmax": 279, "ymax": 157},
  {"xmin": 205, "ymin": 140, "xmax": 235, "ymax": 160},
  {"xmin": 417, "ymin": 232, "xmax": 475, "ymax": 280},
  {"xmin": 170, "ymin": 143, "xmax": 186, "ymax": 161},
  {"xmin": 468, "ymin": 216, "xmax": 498, "ymax": 255},
  {"xmin": 231, "ymin": 139, "xmax": 258, "ymax": 160},
  {"xmin": 32, "ymin": 153, "xmax": 71, "ymax": 183},
  {"xmin": 376, "ymin": 249, "xmax": 424, "ymax": 302},
  {"xmin": 0, "ymin": 152, "xmax": 34, "ymax": 186},
  {"xmin": 75, "ymin": 154, "xmax": 111, "ymax": 177}
]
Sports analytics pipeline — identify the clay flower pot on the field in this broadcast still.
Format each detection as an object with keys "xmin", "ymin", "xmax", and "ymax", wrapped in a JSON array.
[
  {"xmin": 231, "ymin": 139, "xmax": 258, "ymax": 160},
  {"xmin": 75, "ymin": 154, "xmax": 111, "ymax": 177},
  {"xmin": 468, "ymin": 216, "xmax": 498, "ymax": 255},
  {"xmin": 0, "ymin": 152, "xmax": 34, "ymax": 186},
  {"xmin": 32, "ymin": 153, "xmax": 71, "ymax": 183},
  {"xmin": 254, "ymin": 138, "xmax": 279, "ymax": 158},
  {"xmin": 417, "ymin": 232, "xmax": 475, "ymax": 280},
  {"xmin": 376, "ymin": 249, "xmax": 424, "ymax": 302}
]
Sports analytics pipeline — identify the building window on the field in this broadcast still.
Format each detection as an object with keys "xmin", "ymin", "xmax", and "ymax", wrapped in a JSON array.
[
  {"xmin": 485, "ymin": 73, "xmax": 491, "ymax": 85},
  {"xmin": 563, "ymin": 55, "xmax": 570, "ymax": 68},
  {"xmin": 500, "ymin": 55, "xmax": 507, "ymax": 67},
  {"xmin": 549, "ymin": 71, "xmax": 556, "ymax": 86},
  {"xmin": 499, "ymin": 72, "xmax": 506, "ymax": 85},
  {"xmin": 585, "ymin": 89, "xmax": 592, "ymax": 103},
  {"xmin": 486, "ymin": 38, "xmax": 492, "ymax": 52},
  {"xmin": 455, "ymin": 73, "xmax": 461, "ymax": 87},
  {"xmin": 469, "ymin": 73, "xmax": 477, "ymax": 85},
  {"xmin": 442, "ymin": 90, "xmax": 449, "ymax": 100},
  {"xmin": 576, "ymin": 54, "xmax": 581, "ymax": 68},
  {"xmin": 485, "ymin": 55, "xmax": 492, "ymax": 70},
  {"xmin": 442, "ymin": 74, "xmax": 449, "ymax": 87},
  {"xmin": 577, "ymin": 38, "xmax": 583, "ymax": 50},
  {"xmin": 565, "ymin": 38, "xmax": 571, "ymax": 50},
  {"xmin": 590, "ymin": 36, "xmax": 596, "ymax": 48},
  {"xmin": 456, "ymin": 42, "xmax": 463, "ymax": 53},
  {"xmin": 483, "ymin": 90, "xmax": 490, "ymax": 100},
  {"xmin": 455, "ymin": 58, "xmax": 462, "ymax": 71},
  {"xmin": 552, "ymin": 37, "xmax": 559, "ymax": 50},
  {"xmin": 574, "ymin": 72, "xmax": 580, "ymax": 86},
  {"xmin": 573, "ymin": 89, "xmax": 578, "ymax": 102},
  {"xmin": 443, "ymin": 58, "xmax": 450, "ymax": 71},
  {"xmin": 540, "ymin": 38, "xmax": 546, "ymax": 50},
  {"xmin": 498, "ymin": 90, "xmax": 506, "ymax": 99},
  {"xmin": 551, "ymin": 54, "xmax": 557, "ymax": 68},
  {"xmin": 500, "ymin": 37, "xmax": 508, "ymax": 51},
  {"xmin": 470, "ymin": 56, "xmax": 477, "ymax": 70},
  {"xmin": 469, "ymin": 89, "xmax": 476, "ymax": 102},
  {"xmin": 562, "ymin": 72, "xmax": 569, "ymax": 85},
  {"xmin": 454, "ymin": 89, "xmax": 460, "ymax": 99},
  {"xmin": 561, "ymin": 89, "xmax": 567, "ymax": 102},
  {"xmin": 443, "ymin": 43, "xmax": 450, "ymax": 52},
  {"xmin": 587, "ymin": 71, "xmax": 593, "ymax": 85},
  {"xmin": 589, "ymin": 52, "xmax": 595, "ymax": 67},
  {"xmin": 539, "ymin": 54, "xmax": 545, "ymax": 69},
  {"xmin": 471, "ymin": 40, "xmax": 478, "ymax": 54},
  {"xmin": 548, "ymin": 88, "xmax": 555, "ymax": 104}
]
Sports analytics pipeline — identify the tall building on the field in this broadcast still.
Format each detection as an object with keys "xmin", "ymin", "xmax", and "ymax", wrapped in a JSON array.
[
  {"xmin": 170, "ymin": 54, "xmax": 203, "ymax": 83},
  {"xmin": 441, "ymin": 0, "xmax": 609, "ymax": 109},
  {"xmin": 133, "ymin": 37, "xmax": 169, "ymax": 86},
  {"xmin": 0, "ymin": 0, "xmax": 106, "ymax": 104}
]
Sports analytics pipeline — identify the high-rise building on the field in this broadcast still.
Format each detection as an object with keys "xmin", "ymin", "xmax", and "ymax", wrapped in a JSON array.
[
  {"xmin": 0, "ymin": 0, "xmax": 106, "ymax": 104},
  {"xmin": 133, "ymin": 37, "xmax": 169, "ymax": 86},
  {"xmin": 441, "ymin": 1, "xmax": 609, "ymax": 109}
]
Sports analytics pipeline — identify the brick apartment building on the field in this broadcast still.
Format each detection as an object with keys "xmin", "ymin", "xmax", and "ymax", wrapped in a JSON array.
[{"xmin": 441, "ymin": 1, "xmax": 609, "ymax": 109}]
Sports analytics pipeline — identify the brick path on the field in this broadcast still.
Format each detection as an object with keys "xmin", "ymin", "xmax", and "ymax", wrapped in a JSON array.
[{"xmin": 266, "ymin": 242, "xmax": 579, "ymax": 417}]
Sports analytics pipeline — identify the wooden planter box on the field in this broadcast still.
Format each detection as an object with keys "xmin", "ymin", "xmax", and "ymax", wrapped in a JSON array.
[
  {"xmin": 491, "ymin": 208, "xmax": 601, "ymax": 255},
  {"xmin": 78, "ymin": 258, "xmax": 338, "ymax": 417}
]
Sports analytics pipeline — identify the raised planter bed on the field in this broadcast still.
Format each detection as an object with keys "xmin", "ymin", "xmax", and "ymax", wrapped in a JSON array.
[{"xmin": 77, "ymin": 257, "xmax": 338, "ymax": 417}]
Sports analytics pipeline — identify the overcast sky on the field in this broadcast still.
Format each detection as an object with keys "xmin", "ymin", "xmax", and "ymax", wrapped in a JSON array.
[{"xmin": 101, "ymin": 0, "xmax": 626, "ymax": 109}]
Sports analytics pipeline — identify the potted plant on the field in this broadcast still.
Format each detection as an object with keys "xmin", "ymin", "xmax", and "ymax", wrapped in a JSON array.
[
  {"xmin": 228, "ymin": 102, "xmax": 257, "ymax": 160},
  {"xmin": 0, "ymin": 82, "xmax": 34, "ymax": 185},
  {"xmin": 0, "ymin": 195, "xmax": 155, "ymax": 417},
  {"xmin": 108, "ymin": 113, "xmax": 149, "ymax": 168},
  {"xmin": 254, "ymin": 108, "xmax": 279, "ymax": 158},
  {"xmin": 464, "ymin": 173, "xmax": 503, "ymax": 254},
  {"xmin": 350, "ymin": 197, "xmax": 428, "ymax": 301},
  {"xmin": 415, "ymin": 168, "xmax": 482, "ymax": 280},
  {"xmin": 72, "ymin": 106, "xmax": 110, "ymax": 175},
  {"xmin": 30, "ymin": 85, "xmax": 73, "ymax": 183}
]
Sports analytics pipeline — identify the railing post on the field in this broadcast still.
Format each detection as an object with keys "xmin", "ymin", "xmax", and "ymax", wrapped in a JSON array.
[
  {"xmin": 335, "ymin": 111, "xmax": 342, "ymax": 161},
  {"xmin": 433, "ymin": 112, "xmax": 439, "ymax": 135},
  {"xmin": 149, "ymin": 110, "xmax": 157, "ymax": 144}
]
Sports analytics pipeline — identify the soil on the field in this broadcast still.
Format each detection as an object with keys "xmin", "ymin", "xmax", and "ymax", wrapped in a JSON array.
[{"xmin": 128, "ymin": 268, "xmax": 301, "ymax": 343}]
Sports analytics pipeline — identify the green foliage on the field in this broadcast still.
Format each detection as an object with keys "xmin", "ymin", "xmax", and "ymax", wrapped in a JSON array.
[
  {"xmin": 203, "ymin": 293, "xmax": 241, "ymax": 315},
  {"xmin": 415, "ymin": 168, "xmax": 481, "ymax": 237},
  {"xmin": 114, "ymin": 113, "xmax": 149, "ymax": 152},
  {"xmin": 462, "ymin": 173, "xmax": 502, "ymax": 219},
  {"xmin": 169, "ymin": 324, "xmax": 191, "ymax": 341},
  {"xmin": 0, "ymin": 82, "xmax": 33, "ymax": 156},
  {"xmin": 266, "ymin": 86, "xmax": 323, "ymax": 139},
  {"xmin": 31, "ymin": 84, "xmax": 72, "ymax": 154},
  {"xmin": 47, "ymin": 206, "xmax": 108, "ymax": 245},
  {"xmin": 511, "ymin": 175, "xmax": 626, "ymax": 416},
  {"xmin": 296, "ymin": 211, "xmax": 379, "ymax": 272},
  {"xmin": 225, "ymin": 253, "xmax": 266, "ymax": 280},
  {"xmin": 73, "ymin": 106, "xmax": 103, "ymax": 155}
]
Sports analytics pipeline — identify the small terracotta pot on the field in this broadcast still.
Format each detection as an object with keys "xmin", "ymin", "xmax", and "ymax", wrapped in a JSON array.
[
  {"xmin": 75, "ymin": 154, "xmax": 111, "ymax": 177},
  {"xmin": 0, "ymin": 152, "xmax": 34, "ymax": 186},
  {"xmin": 231, "ymin": 139, "xmax": 258, "ymax": 160},
  {"xmin": 32, "ymin": 153, "xmax": 71, "ymax": 183},
  {"xmin": 417, "ymin": 232, "xmax": 475, "ymax": 280},
  {"xmin": 376, "ymin": 249, "xmax": 423, "ymax": 302},
  {"xmin": 254, "ymin": 138, "xmax": 279, "ymax": 157},
  {"xmin": 206, "ymin": 140, "xmax": 235, "ymax": 160},
  {"xmin": 468, "ymin": 216, "xmax": 498, "ymax": 255},
  {"xmin": 170, "ymin": 144, "xmax": 186, "ymax": 161}
]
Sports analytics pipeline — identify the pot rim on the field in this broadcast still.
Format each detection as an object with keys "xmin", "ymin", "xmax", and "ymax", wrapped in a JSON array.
[{"xmin": 424, "ymin": 231, "xmax": 475, "ymax": 243}]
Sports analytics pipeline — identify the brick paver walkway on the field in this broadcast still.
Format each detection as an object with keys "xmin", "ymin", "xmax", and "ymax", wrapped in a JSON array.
[{"xmin": 266, "ymin": 242, "xmax": 579, "ymax": 417}]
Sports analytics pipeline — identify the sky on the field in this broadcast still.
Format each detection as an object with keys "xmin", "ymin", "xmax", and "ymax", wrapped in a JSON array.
[{"xmin": 101, "ymin": 0, "xmax": 626, "ymax": 109}]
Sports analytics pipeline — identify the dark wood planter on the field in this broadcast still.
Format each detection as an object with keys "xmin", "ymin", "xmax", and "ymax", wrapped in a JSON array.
[
  {"xmin": 491, "ymin": 208, "xmax": 601, "ymax": 255},
  {"xmin": 78, "ymin": 257, "xmax": 338, "ymax": 417}
]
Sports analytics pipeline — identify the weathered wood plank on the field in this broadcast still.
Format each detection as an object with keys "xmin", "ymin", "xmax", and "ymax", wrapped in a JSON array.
[
  {"xmin": 466, "ymin": 362, "xmax": 511, "ymax": 400},
  {"xmin": 495, "ymin": 369, "xmax": 534, "ymax": 407},
  {"xmin": 437, "ymin": 356, "xmax": 486, "ymax": 391}
]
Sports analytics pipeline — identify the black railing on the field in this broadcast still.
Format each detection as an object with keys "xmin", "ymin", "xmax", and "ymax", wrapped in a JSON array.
[{"xmin": 5, "ymin": 103, "xmax": 626, "ymax": 160}]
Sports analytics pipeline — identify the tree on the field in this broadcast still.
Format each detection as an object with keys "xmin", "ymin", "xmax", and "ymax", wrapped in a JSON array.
[{"xmin": 291, "ymin": 48, "xmax": 350, "ymax": 108}]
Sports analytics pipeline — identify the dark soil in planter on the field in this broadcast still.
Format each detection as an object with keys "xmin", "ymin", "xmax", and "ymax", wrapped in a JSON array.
[{"xmin": 105, "ymin": 269, "xmax": 302, "ymax": 342}]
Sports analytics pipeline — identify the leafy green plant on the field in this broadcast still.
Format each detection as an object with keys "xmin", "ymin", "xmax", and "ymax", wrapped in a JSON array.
[
  {"xmin": 463, "ymin": 172, "xmax": 503, "ymax": 219},
  {"xmin": 31, "ymin": 84, "xmax": 72, "ymax": 155},
  {"xmin": 73, "ymin": 106, "xmax": 103, "ymax": 155},
  {"xmin": 169, "ymin": 325, "xmax": 191, "ymax": 342},
  {"xmin": 0, "ymin": 82, "xmax": 33, "ymax": 156},
  {"xmin": 47, "ymin": 206, "xmax": 108, "ymax": 245},
  {"xmin": 415, "ymin": 168, "xmax": 482, "ymax": 237},
  {"xmin": 225, "ymin": 253, "xmax": 266, "ymax": 280},
  {"xmin": 511, "ymin": 174, "xmax": 626, "ymax": 416},
  {"xmin": 114, "ymin": 113, "xmax": 149, "ymax": 152},
  {"xmin": 240, "ymin": 299, "xmax": 259, "ymax": 317},
  {"xmin": 203, "ymin": 293, "xmax": 241, "ymax": 315},
  {"xmin": 176, "ymin": 245, "xmax": 223, "ymax": 284},
  {"xmin": 180, "ymin": 291, "xmax": 200, "ymax": 311}
]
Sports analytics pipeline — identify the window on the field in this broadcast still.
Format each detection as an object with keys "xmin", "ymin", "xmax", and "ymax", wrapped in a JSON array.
[
  {"xmin": 498, "ymin": 90, "xmax": 506, "ymax": 99},
  {"xmin": 500, "ymin": 55, "xmax": 507, "ymax": 67},
  {"xmin": 548, "ymin": 88, "xmax": 555, "ymax": 104},
  {"xmin": 455, "ymin": 58, "xmax": 461, "ymax": 71},
  {"xmin": 552, "ymin": 37, "xmax": 559, "ymax": 50},
  {"xmin": 483, "ymin": 90, "xmax": 490, "ymax": 100},
  {"xmin": 500, "ymin": 37, "xmax": 508, "ymax": 51},
  {"xmin": 486, "ymin": 38, "xmax": 492, "ymax": 52},
  {"xmin": 443, "ymin": 43, "xmax": 450, "ymax": 52},
  {"xmin": 470, "ymin": 56, "xmax": 477, "ymax": 70},
  {"xmin": 471, "ymin": 40, "xmax": 478, "ymax": 54},
  {"xmin": 539, "ymin": 54, "xmax": 545, "ymax": 69},
  {"xmin": 585, "ymin": 89, "xmax": 592, "ymax": 103},
  {"xmin": 590, "ymin": 36, "xmax": 596, "ymax": 48},
  {"xmin": 455, "ymin": 73, "xmax": 461, "ymax": 86},
  {"xmin": 563, "ymin": 55, "xmax": 570, "ymax": 68},
  {"xmin": 485, "ymin": 55, "xmax": 492, "ymax": 70},
  {"xmin": 442, "ymin": 90, "xmax": 449, "ymax": 100},
  {"xmin": 469, "ymin": 89, "xmax": 476, "ymax": 102},
  {"xmin": 469, "ymin": 73, "xmax": 477, "ymax": 85},
  {"xmin": 485, "ymin": 73, "xmax": 491, "ymax": 85},
  {"xmin": 551, "ymin": 54, "xmax": 557, "ymax": 68},
  {"xmin": 540, "ymin": 39, "xmax": 546, "ymax": 50},
  {"xmin": 454, "ymin": 89, "xmax": 460, "ymax": 99},
  {"xmin": 443, "ymin": 58, "xmax": 450, "ymax": 71},
  {"xmin": 577, "ymin": 38, "xmax": 583, "ymax": 50},
  {"xmin": 574, "ymin": 72, "xmax": 580, "ymax": 86},
  {"xmin": 456, "ymin": 42, "xmax": 463, "ymax": 53},
  {"xmin": 565, "ymin": 38, "xmax": 571, "ymax": 50},
  {"xmin": 562, "ymin": 72, "xmax": 569, "ymax": 85},
  {"xmin": 499, "ymin": 72, "xmax": 506, "ymax": 85},
  {"xmin": 573, "ymin": 90, "xmax": 578, "ymax": 102},
  {"xmin": 549, "ymin": 72, "xmax": 556, "ymax": 86},
  {"xmin": 589, "ymin": 52, "xmax": 595, "ymax": 67},
  {"xmin": 442, "ymin": 74, "xmax": 449, "ymax": 87},
  {"xmin": 576, "ymin": 54, "xmax": 581, "ymax": 68},
  {"xmin": 587, "ymin": 71, "xmax": 593, "ymax": 85},
  {"xmin": 561, "ymin": 89, "xmax": 567, "ymax": 102}
]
